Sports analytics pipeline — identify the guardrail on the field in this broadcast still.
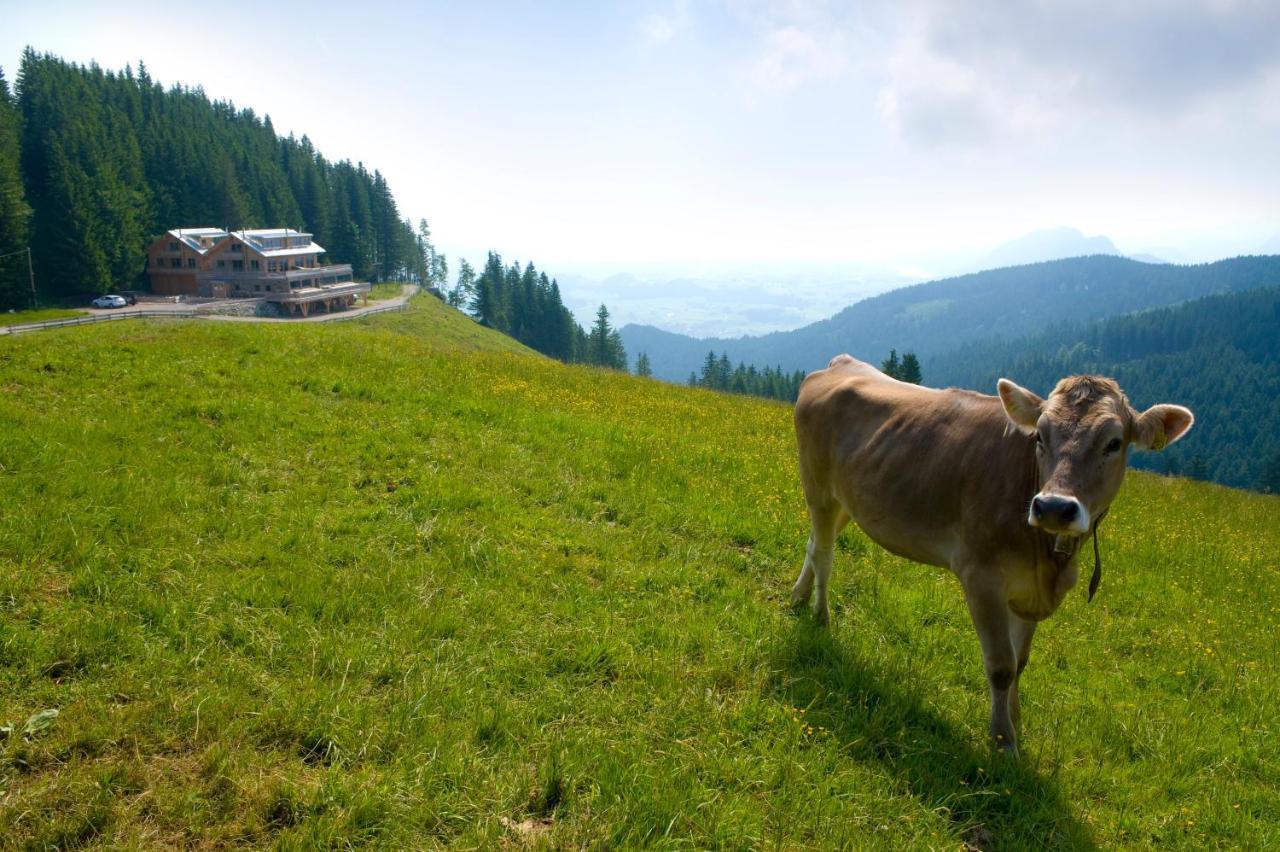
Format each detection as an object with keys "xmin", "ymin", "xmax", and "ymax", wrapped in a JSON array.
[
  {"xmin": 2, "ymin": 293, "xmax": 416, "ymax": 336},
  {"xmin": 2, "ymin": 310, "xmax": 200, "ymax": 335},
  {"xmin": 324, "ymin": 301, "xmax": 410, "ymax": 322}
]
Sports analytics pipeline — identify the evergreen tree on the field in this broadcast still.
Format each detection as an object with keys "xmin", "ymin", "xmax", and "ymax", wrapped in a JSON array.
[
  {"xmin": 0, "ymin": 67, "xmax": 33, "ymax": 308},
  {"xmin": 635, "ymin": 352, "xmax": 652, "ymax": 378},
  {"xmin": 881, "ymin": 349, "xmax": 901, "ymax": 379},
  {"xmin": 587, "ymin": 304, "xmax": 627, "ymax": 369},
  {"xmin": 701, "ymin": 350, "xmax": 719, "ymax": 387},
  {"xmin": 471, "ymin": 251, "xmax": 506, "ymax": 327},
  {"xmin": 899, "ymin": 351, "xmax": 923, "ymax": 384},
  {"xmin": 716, "ymin": 353, "xmax": 732, "ymax": 389},
  {"xmin": 547, "ymin": 279, "xmax": 576, "ymax": 361}
]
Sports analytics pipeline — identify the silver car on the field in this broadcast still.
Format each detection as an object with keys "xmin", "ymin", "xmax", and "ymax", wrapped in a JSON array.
[{"xmin": 92, "ymin": 295, "xmax": 128, "ymax": 309}]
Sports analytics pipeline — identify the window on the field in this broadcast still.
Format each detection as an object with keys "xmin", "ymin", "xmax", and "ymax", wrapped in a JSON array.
[
  {"xmin": 169, "ymin": 241, "xmax": 179, "ymax": 251},
  {"xmin": 187, "ymin": 258, "xmax": 196, "ymax": 269},
  {"xmin": 250, "ymin": 260, "xmax": 260, "ymax": 271},
  {"xmin": 232, "ymin": 260, "xmax": 244, "ymax": 271},
  {"xmin": 217, "ymin": 260, "xmax": 226, "ymax": 268},
  {"xmin": 231, "ymin": 243, "xmax": 242, "ymax": 252}
]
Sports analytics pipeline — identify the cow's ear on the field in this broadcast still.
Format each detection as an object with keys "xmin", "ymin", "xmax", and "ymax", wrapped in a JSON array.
[
  {"xmin": 1132, "ymin": 404, "xmax": 1194, "ymax": 451},
  {"xmin": 997, "ymin": 379, "xmax": 1043, "ymax": 435}
]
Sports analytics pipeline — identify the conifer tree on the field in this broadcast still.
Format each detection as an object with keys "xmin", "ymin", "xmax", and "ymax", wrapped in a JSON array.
[
  {"xmin": 899, "ymin": 351, "xmax": 923, "ymax": 384},
  {"xmin": 547, "ymin": 279, "xmax": 576, "ymax": 361},
  {"xmin": 701, "ymin": 351, "xmax": 719, "ymax": 387},
  {"xmin": 0, "ymin": 67, "xmax": 32, "ymax": 307},
  {"xmin": 881, "ymin": 349, "xmax": 901, "ymax": 379},
  {"xmin": 636, "ymin": 353, "xmax": 652, "ymax": 378},
  {"xmin": 588, "ymin": 304, "xmax": 627, "ymax": 369}
]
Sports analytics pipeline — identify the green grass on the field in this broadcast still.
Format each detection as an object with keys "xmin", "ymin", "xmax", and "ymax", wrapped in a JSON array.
[
  {"xmin": 0, "ymin": 296, "xmax": 1276, "ymax": 848},
  {"xmin": 367, "ymin": 282, "xmax": 407, "ymax": 301},
  {"xmin": 0, "ymin": 307, "xmax": 88, "ymax": 327}
]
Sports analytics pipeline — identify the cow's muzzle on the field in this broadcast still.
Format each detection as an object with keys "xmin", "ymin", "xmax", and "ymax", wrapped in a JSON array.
[{"xmin": 1029, "ymin": 493, "xmax": 1090, "ymax": 535}]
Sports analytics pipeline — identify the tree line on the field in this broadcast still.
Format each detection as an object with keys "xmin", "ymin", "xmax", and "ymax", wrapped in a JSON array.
[
  {"xmin": 679, "ymin": 348, "xmax": 923, "ymax": 403},
  {"xmin": 0, "ymin": 51, "xmax": 444, "ymax": 307},
  {"xmin": 686, "ymin": 351, "xmax": 807, "ymax": 401},
  {"xmin": 880, "ymin": 349, "xmax": 922, "ymax": 383},
  {"xmin": 444, "ymin": 251, "xmax": 627, "ymax": 370}
]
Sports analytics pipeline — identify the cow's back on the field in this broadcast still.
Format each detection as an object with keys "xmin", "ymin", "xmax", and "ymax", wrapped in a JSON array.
[{"xmin": 796, "ymin": 356, "xmax": 1026, "ymax": 567}]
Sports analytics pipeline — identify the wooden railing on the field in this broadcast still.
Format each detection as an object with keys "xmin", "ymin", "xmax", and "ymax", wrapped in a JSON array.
[
  {"xmin": 2, "ymin": 289, "xmax": 416, "ymax": 335},
  {"xmin": 2, "ymin": 310, "xmax": 199, "ymax": 335}
]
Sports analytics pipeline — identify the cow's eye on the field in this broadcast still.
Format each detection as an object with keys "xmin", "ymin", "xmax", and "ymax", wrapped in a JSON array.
[
  {"xmin": 1104, "ymin": 437, "xmax": 1123, "ymax": 454},
  {"xmin": 1034, "ymin": 432, "xmax": 1045, "ymax": 449}
]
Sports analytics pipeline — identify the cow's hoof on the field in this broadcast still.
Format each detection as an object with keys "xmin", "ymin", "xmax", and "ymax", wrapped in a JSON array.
[
  {"xmin": 991, "ymin": 732, "xmax": 1019, "ymax": 757},
  {"xmin": 811, "ymin": 605, "xmax": 830, "ymax": 627},
  {"xmin": 790, "ymin": 588, "xmax": 812, "ymax": 611}
]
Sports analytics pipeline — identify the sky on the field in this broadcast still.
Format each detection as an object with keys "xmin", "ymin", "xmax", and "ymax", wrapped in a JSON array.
[{"xmin": 3, "ymin": 0, "xmax": 1280, "ymax": 282}]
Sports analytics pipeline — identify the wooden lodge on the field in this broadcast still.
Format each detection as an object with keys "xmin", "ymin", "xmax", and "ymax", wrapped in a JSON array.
[{"xmin": 144, "ymin": 227, "xmax": 370, "ymax": 313}]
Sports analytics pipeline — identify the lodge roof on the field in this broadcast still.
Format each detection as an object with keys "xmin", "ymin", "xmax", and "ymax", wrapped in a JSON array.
[{"xmin": 160, "ymin": 227, "xmax": 326, "ymax": 258}]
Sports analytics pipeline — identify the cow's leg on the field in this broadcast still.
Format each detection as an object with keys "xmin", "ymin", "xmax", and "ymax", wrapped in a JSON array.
[
  {"xmin": 1009, "ymin": 615, "xmax": 1037, "ymax": 728},
  {"xmin": 792, "ymin": 503, "xmax": 846, "ymax": 626},
  {"xmin": 790, "ymin": 531, "xmax": 817, "ymax": 609},
  {"xmin": 961, "ymin": 577, "xmax": 1019, "ymax": 754}
]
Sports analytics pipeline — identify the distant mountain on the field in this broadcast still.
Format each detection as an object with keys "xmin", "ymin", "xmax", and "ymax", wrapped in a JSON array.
[
  {"xmin": 619, "ymin": 255, "xmax": 1280, "ymax": 382},
  {"xmin": 975, "ymin": 227, "xmax": 1120, "ymax": 271},
  {"xmin": 1126, "ymin": 253, "xmax": 1170, "ymax": 264},
  {"xmin": 927, "ymin": 286, "xmax": 1280, "ymax": 491},
  {"xmin": 554, "ymin": 264, "xmax": 916, "ymax": 338}
]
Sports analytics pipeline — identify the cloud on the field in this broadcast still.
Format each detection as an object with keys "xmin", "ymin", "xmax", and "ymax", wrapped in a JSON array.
[
  {"xmin": 721, "ymin": 0, "xmax": 1280, "ymax": 142},
  {"xmin": 746, "ymin": 24, "xmax": 846, "ymax": 94},
  {"xmin": 640, "ymin": 1, "xmax": 691, "ymax": 45},
  {"xmin": 878, "ymin": 0, "xmax": 1280, "ymax": 145}
]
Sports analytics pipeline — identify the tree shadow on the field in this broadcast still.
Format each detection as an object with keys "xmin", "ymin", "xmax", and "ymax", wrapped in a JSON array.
[{"xmin": 769, "ymin": 619, "xmax": 1096, "ymax": 851}]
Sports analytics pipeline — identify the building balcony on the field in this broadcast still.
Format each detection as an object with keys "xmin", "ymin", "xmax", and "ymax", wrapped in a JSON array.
[{"xmin": 200, "ymin": 263, "xmax": 353, "ymax": 282}]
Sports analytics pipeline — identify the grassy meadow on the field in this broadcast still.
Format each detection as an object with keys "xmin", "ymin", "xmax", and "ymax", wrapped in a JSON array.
[
  {"xmin": 1, "ymin": 308, "xmax": 88, "ymax": 328},
  {"xmin": 0, "ymin": 295, "xmax": 1277, "ymax": 849},
  {"xmin": 367, "ymin": 282, "xmax": 409, "ymax": 301}
]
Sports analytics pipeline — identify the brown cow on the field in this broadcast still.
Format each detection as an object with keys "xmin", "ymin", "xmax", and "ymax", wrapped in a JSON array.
[{"xmin": 791, "ymin": 354, "xmax": 1193, "ymax": 754}]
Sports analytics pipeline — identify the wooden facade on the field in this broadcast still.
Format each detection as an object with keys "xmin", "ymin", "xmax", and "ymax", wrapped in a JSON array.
[{"xmin": 144, "ymin": 228, "xmax": 364, "ymax": 305}]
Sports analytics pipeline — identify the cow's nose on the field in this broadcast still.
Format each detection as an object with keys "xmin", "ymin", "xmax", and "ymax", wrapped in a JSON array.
[{"xmin": 1031, "ymin": 495, "xmax": 1080, "ymax": 526}]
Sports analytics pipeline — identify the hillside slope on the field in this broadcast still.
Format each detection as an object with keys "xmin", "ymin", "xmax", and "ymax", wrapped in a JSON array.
[
  {"xmin": 929, "ymin": 287, "xmax": 1280, "ymax": 490},
  {"xmin": 621, "ymin": 255, "xmax": 1280, "ymax": 381},
  {"xmin": 1, "ymin": 296, "xmax": 1277, "ymax": 848}
]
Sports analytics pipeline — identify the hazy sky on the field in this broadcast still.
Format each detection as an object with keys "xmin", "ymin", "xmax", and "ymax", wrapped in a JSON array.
[{"xmin": 3, "ymin": 0, "xmax": 1279, "ymax": 271}]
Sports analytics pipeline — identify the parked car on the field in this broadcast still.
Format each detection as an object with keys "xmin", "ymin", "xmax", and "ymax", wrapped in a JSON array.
[
  {"xmin": 91, "ymin": 295, "xmax": 128, "ymax": 309},
  {"xmin": 118, "ymin": 292, "xmax": 138, "ymax": 305}
]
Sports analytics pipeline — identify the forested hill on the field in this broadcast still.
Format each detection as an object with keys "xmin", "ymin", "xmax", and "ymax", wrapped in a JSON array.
[
  {"xmin": 0, "ymin": 51, "xmax": 436, "ymax": 307},
  {"xmin": 620, "ymin": 255, "xmax": 1280, "ymax": 381},
  {"xmin": 928, "ymin": 287, "xmax": 1280, "ymax": 491}
]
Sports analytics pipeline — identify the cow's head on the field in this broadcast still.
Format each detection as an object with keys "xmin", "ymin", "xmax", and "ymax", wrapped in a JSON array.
[{"xmin": 997, "ymin": 376, "xmax": 1193, "ymax": 536}]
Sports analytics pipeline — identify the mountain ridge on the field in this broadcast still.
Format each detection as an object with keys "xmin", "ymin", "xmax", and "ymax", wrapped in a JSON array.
[{"xmin": 620, "ymin": 254, "xmax": 1280, "ymax": 381}]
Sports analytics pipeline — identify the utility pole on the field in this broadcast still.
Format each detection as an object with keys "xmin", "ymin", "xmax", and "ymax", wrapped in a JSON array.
[{"xmin": 27, "ymin": 247, "xmax": 36, "ymax": 309}]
